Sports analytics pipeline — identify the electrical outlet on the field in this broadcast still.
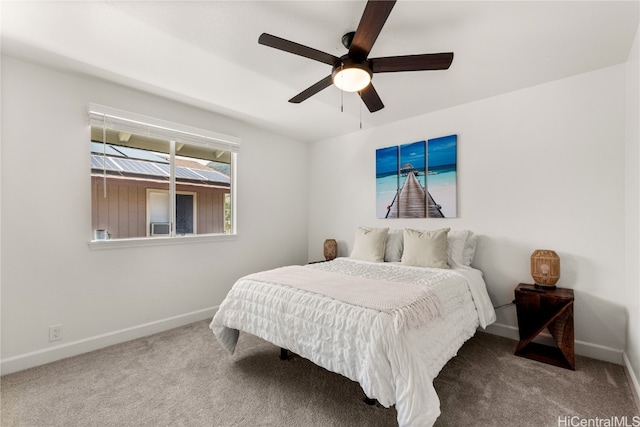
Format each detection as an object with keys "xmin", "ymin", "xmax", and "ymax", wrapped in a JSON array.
[{"xmin": 49, "ymin": 325, "xmax": 62, "ymax": 342}]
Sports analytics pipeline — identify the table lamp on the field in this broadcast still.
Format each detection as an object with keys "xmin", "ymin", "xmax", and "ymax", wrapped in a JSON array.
[
  {"xmin": 324, "ymin": 239, "xmax": 338, "ymax": 261},
  {"xmin": 531, "ymin": 249, "xmax": 560, "ymax": 289}
]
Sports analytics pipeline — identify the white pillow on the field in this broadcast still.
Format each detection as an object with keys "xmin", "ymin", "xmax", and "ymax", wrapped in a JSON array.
[
  {"xmin": 401, "ymin": 228, "xmax": 450, "ymax": 269},
  {"xmin": 447, "ymin": 229, "xmax": 470, "ymax": 266},
  {"xmin": 462, "ymin": 231, "xmax": 478, "ymax": 266},
  {"xmin": 384, "ymin": 229, "xmax": 404, "ymax": 262},
  {"xmin": 350, "ymin": 227, "xmax": 389, "ymax": 262}
]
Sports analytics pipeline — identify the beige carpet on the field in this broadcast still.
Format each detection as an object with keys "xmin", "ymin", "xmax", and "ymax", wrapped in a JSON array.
[{"xmin": 1, "ymin": 320, "xmax": 638, "ymax": 427}]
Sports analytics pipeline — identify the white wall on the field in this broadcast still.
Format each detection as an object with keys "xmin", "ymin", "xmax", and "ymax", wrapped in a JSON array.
[
  {"xmin": 0, "ymin": 57, "xmax": 309, "ymax": 373},
  {"xmin": 625, "ymin": 25, "xmax": 640, "ymax": 396},
  {"xmin": 308, "ymin": 64, "xmax": 630, "ymax": 364}
]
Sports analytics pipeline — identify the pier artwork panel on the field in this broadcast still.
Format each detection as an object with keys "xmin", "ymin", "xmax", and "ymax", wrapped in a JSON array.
[
  {"xmin": 376, "ymin": 135, "xmax": 457, "ymax": 219},
  {"xmin": 427, "ymin": 135, "xmax": 457, "ymax": 218}
]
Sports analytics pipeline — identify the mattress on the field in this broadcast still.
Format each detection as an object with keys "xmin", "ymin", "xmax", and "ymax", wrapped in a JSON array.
[{"xmin": 210, "ymin": 257, "xmax": 495, "ymax": 427}]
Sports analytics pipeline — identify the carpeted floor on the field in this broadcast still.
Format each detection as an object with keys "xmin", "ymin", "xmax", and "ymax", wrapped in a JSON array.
[{"xmin": 1, "ymin": 320, "xmax": 638, "ymax": 427}]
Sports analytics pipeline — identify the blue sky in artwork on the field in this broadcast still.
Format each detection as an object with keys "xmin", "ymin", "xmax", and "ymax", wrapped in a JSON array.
[
  {"xmin": 428, "ymin": 134, "xmax": 457, "ymax": 167},
  {"xmin": 376, "ymin": 145, "xmax": 399, "ymax": 176},
  {"xmin": 400, "ymin": 141, "xmax": 426, "ymax": 170}
]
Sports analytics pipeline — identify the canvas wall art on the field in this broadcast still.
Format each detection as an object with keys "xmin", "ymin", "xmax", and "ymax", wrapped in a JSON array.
[{"xmin": 376, "ymin": 134, "xmax": 457, "ymax": 219}]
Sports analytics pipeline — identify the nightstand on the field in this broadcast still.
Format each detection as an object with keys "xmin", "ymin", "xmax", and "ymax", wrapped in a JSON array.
[{"xmin": 514, "ymin": 283, "xmax": 575, "ymax": 370}]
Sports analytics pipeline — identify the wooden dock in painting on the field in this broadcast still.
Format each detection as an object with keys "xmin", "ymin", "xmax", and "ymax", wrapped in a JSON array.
[{"xmin": 386, "ymin": 172, "xmax": 444, "ymax": 218}]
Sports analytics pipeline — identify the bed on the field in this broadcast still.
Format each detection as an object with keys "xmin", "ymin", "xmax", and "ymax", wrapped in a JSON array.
[{"xmin": 210, "ymin": 227, "xmax": 496, "ymax": 427}]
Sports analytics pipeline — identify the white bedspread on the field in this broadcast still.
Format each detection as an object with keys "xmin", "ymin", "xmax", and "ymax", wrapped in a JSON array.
[{"xmin": 210, "ymin": 258, "xmax": 495, "ymax": 427}]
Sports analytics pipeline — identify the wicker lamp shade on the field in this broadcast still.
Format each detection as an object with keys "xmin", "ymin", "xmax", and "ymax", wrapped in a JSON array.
[
  {"xmin": 531, "ymin": 249, "xmax": 560, "ymax": 289},
  {"xmin": 324, "ymin": 239, "xmax": 338, "ymax": 261}
]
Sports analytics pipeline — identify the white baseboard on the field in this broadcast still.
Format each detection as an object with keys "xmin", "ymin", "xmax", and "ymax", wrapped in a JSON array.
[
  {"xmin": 483, "ymin": 322, "xmax": 624, "ymax": 365},
  {"xmin": 623, "ymin": 352, "xmax": 640, "ymax": 413},
  {"xmin": 0, "ymin": 306, "xmax": 218, "ymax": 376}
]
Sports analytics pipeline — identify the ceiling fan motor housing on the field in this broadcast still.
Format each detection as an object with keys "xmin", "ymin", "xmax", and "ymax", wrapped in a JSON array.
[{"xmin": 341, "ymin": 31, "xmax": 356, "ymax": 49}]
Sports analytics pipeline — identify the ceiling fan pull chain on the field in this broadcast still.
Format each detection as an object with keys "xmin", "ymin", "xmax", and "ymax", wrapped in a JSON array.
[
  {"xmin": 102, "ymin": 114, "xmax": 107, "ymax": 199},
  {"xmin": 359, "ymin": 97, "xmax": 362, "ymax": 129},
  {"xmin": 340, "ymin": 62, "xmax": 344, "ymax": 113}
]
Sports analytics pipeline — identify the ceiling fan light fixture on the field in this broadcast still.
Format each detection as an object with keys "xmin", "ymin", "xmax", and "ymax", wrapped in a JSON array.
[{"xmin": 332, "ymin": 60, "xmax": 372, "ymax": 92}]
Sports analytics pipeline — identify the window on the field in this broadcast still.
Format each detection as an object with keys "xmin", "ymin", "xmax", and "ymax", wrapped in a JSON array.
[
  {"xmin": 147, "ymin": 190, "xmax": 196, "ymax": 236},
  {"xmin": 89, "ymin": 104, "xmax": 239, "ymax": 242}
]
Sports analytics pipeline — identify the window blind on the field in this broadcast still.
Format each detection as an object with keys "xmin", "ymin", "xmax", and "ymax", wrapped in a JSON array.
[{"xmin": 88, "ymin": 103, "xmax": 240, "ymax": 153}]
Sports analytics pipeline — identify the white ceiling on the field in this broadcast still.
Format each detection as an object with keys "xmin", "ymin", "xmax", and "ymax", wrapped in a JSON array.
[{"xmin": 2, "ymin": 1, "xmax": 638, "ymax": 142}]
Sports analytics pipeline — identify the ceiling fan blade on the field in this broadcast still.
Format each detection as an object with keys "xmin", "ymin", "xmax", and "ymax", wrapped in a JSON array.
[
  {"xmin": 259, "ymin": 33, "xmax": 339, "ymax": 66},
  {"xmin": 349, "ymin": 0, "xmax": 396, "ymax": 60},
  {"xmin": 370, "ymin": 53, "xmax": 454, "ymax": 73},
  {"xmin": 289, "ymin": 75, "xmax": 334, "ymax": 103},
  {"xmin": 359, "ymin": 83, "xmax": 384, "ymax": 112}
]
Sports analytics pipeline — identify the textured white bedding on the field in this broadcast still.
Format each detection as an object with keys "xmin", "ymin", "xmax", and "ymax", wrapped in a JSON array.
[{"xmin": 210, "ymin": 258, "xmax": 495, "ymax": 427}]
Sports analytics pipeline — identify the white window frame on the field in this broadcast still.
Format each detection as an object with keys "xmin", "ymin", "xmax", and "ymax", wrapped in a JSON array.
[{"xmin": 88, "ymin": 104, "xmax": 239, "ymax": 250}]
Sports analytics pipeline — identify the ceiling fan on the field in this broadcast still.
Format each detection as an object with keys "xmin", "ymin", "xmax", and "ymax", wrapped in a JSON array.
[{"xmin": 258, "ymin": 0, "xmax": 454, "ymax": 113}]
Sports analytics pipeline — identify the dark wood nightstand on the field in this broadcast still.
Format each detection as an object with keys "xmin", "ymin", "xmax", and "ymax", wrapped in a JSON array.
[{"xmin": 514, "ymin": 283, "xmax": 575, "ymax": 370}]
